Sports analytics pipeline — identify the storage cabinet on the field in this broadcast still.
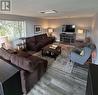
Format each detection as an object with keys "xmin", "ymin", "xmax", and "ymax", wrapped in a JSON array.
[{"xmin": 60, "ymin": 33, "xmax": 76, "ymax": 44}]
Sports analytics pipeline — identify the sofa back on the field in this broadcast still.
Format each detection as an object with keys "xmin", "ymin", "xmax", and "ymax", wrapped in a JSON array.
[
  {"xmin": 26, "ymin": 33, "xmax": 55, "ymax": 51},
  {"xmin": 26, "ymin": 37, "xmax": 36, "ymax": 50},
  {"xmin": 26, "ymin": 37, "xmax": 36, "ymax": 43},
  {"xmin": 0, "ymin": 48, "xmax": 12, "ymax": 61},
  {"xmin": 35, "ymin": 34, "xmax": 47, "ymax": 42},
  {"xmin": 0, "ymin": 48, "xmax": 36, "ymax": 72},
  {"xmin": 26, "ymin": 34, "xmax": 48, "ymax": 50}
]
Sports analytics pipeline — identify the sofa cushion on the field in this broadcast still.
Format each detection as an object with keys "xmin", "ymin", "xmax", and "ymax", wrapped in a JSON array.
[
  {"xmin": 0, "ymin": 48, "xmax": 12, "ymax": 61},
  {"xmin": 35, "ymin": 34, "xmax": 47, "ymax": 42},
  {"xmin": 32, "ymin": 43, "xmax": 43, "ymax": 51},
  {"xmin": 26, "ymin": 42, "xmax": 35, "ymax": 50},
  {"xmin": 26, "ymin": 37, "xmax": 36, "ymax": 43},
  {"xmin": 17, "ymin": 51, "xmax": 31, "ymax": 58},
  {"xmin": 26, "ymin": 36, "xmax": 36, "ymax": 43},
  {"xmin": 26, "ymin": 34, "xmax": 55, "ymax": 51},
  {"xmin": 39, "ymin": 40, "xmax": 48, "ymax": 46},
  {"xmin": 46, "ymin": 37, "xmax": 55, "ymax": 43},
  {"xmin": 27, "ymin": 56, "xmax": 48, "ymax": 68},
  {"xmin": 35, "ymin": 35, "xmax": 43, "ymax": 42},
  {"xmin": 10, "ymin": 54, "xmax": 37, "ymax": 72},
  {"xmin": 41, "ymin": 34, "xmax": 47, "ymax": 39}
]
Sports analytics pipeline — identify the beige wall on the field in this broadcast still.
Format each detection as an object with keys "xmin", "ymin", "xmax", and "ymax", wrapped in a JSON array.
[{"xmin": 47, "ymin": 17, "xmax": 93, "ymax": 41}]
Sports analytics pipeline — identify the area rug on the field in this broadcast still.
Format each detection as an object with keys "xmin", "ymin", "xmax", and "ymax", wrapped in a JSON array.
[
  {"xmin": 33, "ymin": 43, "xmax": 74, "ymax": 73},
  {"xmin": 28, "ymin": 44, "xmax": 88, "ymax": 95}
]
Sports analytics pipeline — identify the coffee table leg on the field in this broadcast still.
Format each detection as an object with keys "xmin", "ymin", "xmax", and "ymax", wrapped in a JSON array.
[
  {"xmin": 42, "ymin": 49, "xmax": 44, "ymax": 56},
  {"xmin": 54, "ymin": 57, "xmax": 56, "ymax": 60}
]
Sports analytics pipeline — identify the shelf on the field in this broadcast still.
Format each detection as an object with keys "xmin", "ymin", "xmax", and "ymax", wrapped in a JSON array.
[{"xmin": 60, "ymin": 33, "xmax": 76, "ymax": 44}]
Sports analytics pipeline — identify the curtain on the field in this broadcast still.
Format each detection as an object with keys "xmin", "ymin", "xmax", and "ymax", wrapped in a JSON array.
[{"xmin": 0, "ymin": 20, "xmax": 26, "ymax": 48}]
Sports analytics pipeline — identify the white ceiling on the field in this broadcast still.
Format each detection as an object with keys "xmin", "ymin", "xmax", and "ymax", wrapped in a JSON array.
[{"xmin": 0, "ymin": 0, "xmax": 98, "ymax": 19}]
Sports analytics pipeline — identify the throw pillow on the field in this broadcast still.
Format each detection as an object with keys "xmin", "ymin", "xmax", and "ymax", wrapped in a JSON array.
[{"xmin": 80, "ymin": 50, "xmax": 84, "ymax": 56}]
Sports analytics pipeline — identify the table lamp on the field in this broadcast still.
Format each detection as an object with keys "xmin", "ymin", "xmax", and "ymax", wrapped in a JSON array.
[
  {"xmin": 48, "ymin": 28, "xmax": 54, "ymax": 37},
  {"xmin": 77, "ymin": 29, "xmax": 84, "ymax": 34}
]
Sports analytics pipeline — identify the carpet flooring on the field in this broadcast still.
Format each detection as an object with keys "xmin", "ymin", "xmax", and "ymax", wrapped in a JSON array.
[{"xmin": 28, "ymin": 44, "xmax": 88, "ymax": 95}]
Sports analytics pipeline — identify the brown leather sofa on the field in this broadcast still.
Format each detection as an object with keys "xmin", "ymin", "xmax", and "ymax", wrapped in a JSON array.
[
  {"xmin": 0, "ymin": 48, "xmax": 48, "ymax": 94},
  {"xmin": 26, "ymin": 34, "xmax": 55, "ymax": 51}
]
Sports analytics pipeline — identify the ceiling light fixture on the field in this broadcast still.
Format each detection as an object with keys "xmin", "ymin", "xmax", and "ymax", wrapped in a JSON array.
[{"xmin": 40, "ymin": 10, "xmax": 57, "ymax": 14}]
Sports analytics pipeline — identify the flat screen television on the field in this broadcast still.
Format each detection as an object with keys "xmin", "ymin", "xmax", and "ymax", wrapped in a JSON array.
[{"xmin": 62, "ymin": 25, "xmax": 75, "ymax": 32}]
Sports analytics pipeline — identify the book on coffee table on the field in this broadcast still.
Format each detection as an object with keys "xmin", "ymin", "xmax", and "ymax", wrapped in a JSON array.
[{"xmin": 49, "ymin": 45, "xmax": 58, "ymax": 49}]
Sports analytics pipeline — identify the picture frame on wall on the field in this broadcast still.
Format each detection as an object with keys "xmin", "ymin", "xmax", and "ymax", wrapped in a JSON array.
[{"xmin": 34, "ymin": 25, "xmax": 42, "ymax": 34}]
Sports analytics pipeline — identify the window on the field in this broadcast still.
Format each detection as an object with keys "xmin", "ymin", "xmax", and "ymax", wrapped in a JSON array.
[{"xmin": 0, "ymin": 20, "xmax": 26, "ymax": 48}]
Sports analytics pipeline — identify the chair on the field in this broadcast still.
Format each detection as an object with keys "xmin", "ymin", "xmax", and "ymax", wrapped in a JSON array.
[{"xmin": 68, "ymin": 47, "xmax": 92, "ymax": 65}]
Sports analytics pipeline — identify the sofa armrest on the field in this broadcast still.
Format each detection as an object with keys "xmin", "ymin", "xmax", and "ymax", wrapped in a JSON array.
[
  {"xmin": 10, "ymin": 54, "xmax": 40, "ymax": 73},
  {"xmin": 69, "ymin": 52, "xmax": 82, "ymax": 59},
  {"xmin": 48, "ymin": 36, "xmax": 55, "ymax": 40}
]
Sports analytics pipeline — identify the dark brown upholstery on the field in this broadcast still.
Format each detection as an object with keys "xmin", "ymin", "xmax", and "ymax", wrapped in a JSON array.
[
  {"xmin": 10, "ymin": 54, "xmax": 37, "ymax": 72},
  {"xmin": 26, "ymin": 34, "xmax": 55, "ymax": 51},
  {"xmin": 20, "ymin": 56, "xmax": 47, "ymax": 94},
  {"xmin": 0, "ymin": 48, "xmax": 48, "ymax": 94},
  {"xmin": 0, "ymin": 47, "xmax": 12, "ymax": 60},
  {"xmin": 20, "ymin": 55, "xmax": 47, "ymax": 94}
]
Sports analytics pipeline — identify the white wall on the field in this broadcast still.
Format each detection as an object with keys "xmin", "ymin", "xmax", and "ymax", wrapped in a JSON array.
[
  {"xmin": 47, "ymin": 17, "xmax": 93, "ymax": 41},
  {"xmin": 91, "ymin": 14, "xmax": 98, "ymax": 64}
]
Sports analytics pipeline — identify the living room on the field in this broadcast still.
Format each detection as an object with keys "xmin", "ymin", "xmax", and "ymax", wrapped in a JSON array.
[{"xmin": 0, "ymin": 0, "xmax": 98, "ymax": 95}]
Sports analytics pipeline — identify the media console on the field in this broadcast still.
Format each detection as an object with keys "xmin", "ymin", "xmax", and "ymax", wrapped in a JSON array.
[{"xmin": 60, "ymin": 33, "xmax": 76, "ymax": 44}]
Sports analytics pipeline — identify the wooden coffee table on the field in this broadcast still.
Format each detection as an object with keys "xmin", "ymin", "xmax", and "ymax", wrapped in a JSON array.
[{"xmin": 42, "ymin": 44, "xmax": 61, "ymax": 59}]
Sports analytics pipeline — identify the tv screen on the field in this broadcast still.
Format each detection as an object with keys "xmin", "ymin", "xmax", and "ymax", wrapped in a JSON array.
[{"xmin": 62, "ymin": 25, "xmax": 75, "ymax": 32}]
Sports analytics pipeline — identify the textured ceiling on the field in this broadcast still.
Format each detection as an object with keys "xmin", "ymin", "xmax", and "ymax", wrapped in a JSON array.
[{"xmin": 0, "ymin": 0, "xmax": 98, "ymax": 19}]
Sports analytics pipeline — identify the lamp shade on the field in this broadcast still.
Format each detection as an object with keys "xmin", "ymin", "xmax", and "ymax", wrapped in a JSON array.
[
  {"xmin": 47, "ymin": 28, "xmax": 54, "ymax": 37},
  {"xmin": 77, "ymin": 29, "xmax": 84, "ymax": 34},
  {"xmin": 48, "ymin": 28, "xmax": 53, "ymax": 33}
]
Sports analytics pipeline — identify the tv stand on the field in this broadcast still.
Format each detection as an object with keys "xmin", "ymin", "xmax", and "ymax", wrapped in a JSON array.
[{"xmin": 60, "ymin": 33, "xmax": 76, "ymax": 44}]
